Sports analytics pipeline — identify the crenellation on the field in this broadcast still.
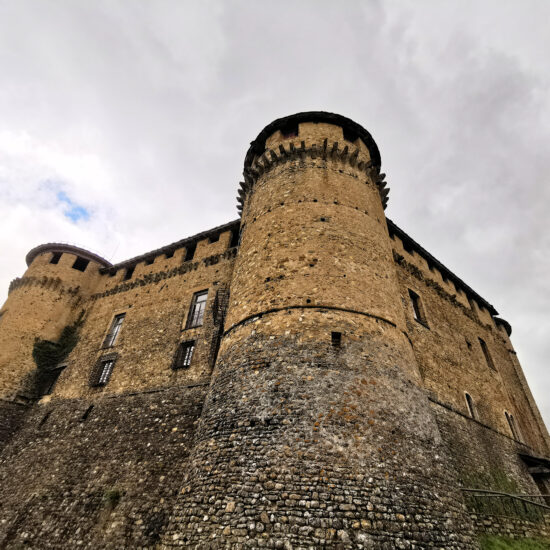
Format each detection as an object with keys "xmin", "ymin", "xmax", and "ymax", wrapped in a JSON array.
[{"xmin": 0, "ymin": 111, "xmax": 548, "ymax": 548}]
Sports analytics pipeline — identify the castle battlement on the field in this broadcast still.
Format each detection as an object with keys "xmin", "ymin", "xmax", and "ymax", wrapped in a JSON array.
[{"xmin": 0, "ymin": 112, "xmax": 548, "ymax": 549}]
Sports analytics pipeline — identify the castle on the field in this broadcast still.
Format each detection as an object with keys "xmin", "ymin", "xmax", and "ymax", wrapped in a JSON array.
[{"xmin": 0, "ymin": 112, "xmax": 549, "ymax": 549}]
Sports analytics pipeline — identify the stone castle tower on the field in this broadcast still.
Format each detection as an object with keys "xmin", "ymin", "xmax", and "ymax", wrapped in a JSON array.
[{"xmin": 0, "ymin": 112, "xmax": 548, "ymax": 548}]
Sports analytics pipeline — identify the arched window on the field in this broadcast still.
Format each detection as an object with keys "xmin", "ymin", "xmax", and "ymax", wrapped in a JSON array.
[{"xmin": 465, "ymin": 392, "xmax": 478, "ymax": 420}]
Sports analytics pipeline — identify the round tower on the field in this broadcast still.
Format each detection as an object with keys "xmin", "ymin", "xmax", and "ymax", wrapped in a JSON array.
[
  {"xmin": 170, "ymin": 113, "xmax": 475, "ymax": 548},
  {"xmin": 0, "ymin": 244, "xmax": 110, "ymax": 400}
]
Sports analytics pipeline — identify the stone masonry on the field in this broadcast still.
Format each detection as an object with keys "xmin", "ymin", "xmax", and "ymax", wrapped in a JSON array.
[{"xmin": 0, "ymin": 112, "xmax": 548, "ymax": 548}]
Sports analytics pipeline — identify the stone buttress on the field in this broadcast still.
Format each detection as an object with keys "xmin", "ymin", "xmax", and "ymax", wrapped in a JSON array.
[{"xmin": 163, "ymin": 113, "xmax": 477, "ymax": 548}]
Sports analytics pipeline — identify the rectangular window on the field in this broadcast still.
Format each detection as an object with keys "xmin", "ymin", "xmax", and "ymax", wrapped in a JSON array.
[
  {"xmin": 479, "ymin": 337, "xmax": 496, "ymax": 370},
  {"xmin": 186, "ymin": 290, "xmax": 208, "ymax": 328},
  {"xmin": 102, "ymin": 313, "xmax": 125, "ymax": 348},
  {"xmin": 408, "ymin": 289, "xmax": 427, "ymax": 326},
  {"xmin": 172, "ymin": 341, "xmax": 195, "ymax": 369},
  {"xmin": 91, "ymin": 358, "xmax": 115, "ymax": 387}
]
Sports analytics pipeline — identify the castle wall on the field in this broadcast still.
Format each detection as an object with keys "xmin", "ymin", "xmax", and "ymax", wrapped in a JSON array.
[
  {"xmin": 0, "ymin": 385, "xmax": 207, "ymax": 549},
  {"xmin": 53, "ymin": 232, "xmax": 236, "ymax": 399},
  {"xmin": 391, "ymin": 234, "xmax": 550, "ymax": 456}
]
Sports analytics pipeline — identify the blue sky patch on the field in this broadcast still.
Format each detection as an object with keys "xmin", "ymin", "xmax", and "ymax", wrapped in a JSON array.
[{"xmin": 56, "ymin": 190, "xmax": 90, "ymax": 223}]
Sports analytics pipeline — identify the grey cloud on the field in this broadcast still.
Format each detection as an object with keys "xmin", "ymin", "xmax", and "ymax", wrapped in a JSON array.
[{"xmin": 0, "ymin": 0, "xmax": 548, "ymax": 425}]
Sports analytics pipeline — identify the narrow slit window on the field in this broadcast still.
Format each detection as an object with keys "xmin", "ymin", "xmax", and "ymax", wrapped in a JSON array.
[
  {"xmin": 72, "ymin": 257, "xmax": 89, "ymax": 272},
  {"xmin": 50, "ymin": 252, "xmax": 62, "ymax": 264},
  {"xmin": 331, "ymin": 331, "xmax": 342, "ymax": 347},
  {"xmin": 505, "ymin": 411, "xmax": 522, "ymax": 442},
  {"xmin": 186, "ymin": 290, "xmax": 208, "ymax": 328},
  {"xmin": 408, "ymin": 289, "xmax": 427, "ymax": 326},
  {"xmin": 479, "ymin": 337, "xmax": 496, "ymax": 370},
  {"xmin": 173, "ymin": 341, "xmax": 195, "ymax": 369},
  {"xmin": 465, "ymin": 392, "xmax": 478, "ymax": 420},
  {"xmin": 102, "ymin": 313, "xmax": 125, "ymax": 348}
]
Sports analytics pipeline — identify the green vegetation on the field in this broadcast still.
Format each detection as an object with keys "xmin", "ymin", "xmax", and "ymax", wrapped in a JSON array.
[
  {"xmin": 103, "ymin": 488, "xmax": 123, "ymax": 509},
  {"xmin": 32, "ymin": 311, "xmax": 85, "ymax": 371},
  {"xmin": 480, "ymin": 535, "xmax": 550, "ymax": 549}
]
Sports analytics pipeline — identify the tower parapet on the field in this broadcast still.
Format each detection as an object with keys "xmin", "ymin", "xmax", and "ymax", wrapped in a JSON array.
[
  {"xmin": 0, "ymin": 243, "xmax": 110, "ymax": 401},
  {"xmin": 166, "ymin": 112, "xmax": 477, "ymax": 548}
]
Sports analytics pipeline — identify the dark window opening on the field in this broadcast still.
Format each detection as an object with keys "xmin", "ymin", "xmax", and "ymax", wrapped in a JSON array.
[
  {"xmin": 50, "ymin": 252, "xmax": 62, "ymax": 264},
  {"xmin": 102, "ymin": 313, "xmax": 125, "ymax": 348},
  {"xmin": 123, "ymin": 266, "xmax": 135, "ymax": 281},
  {"xmin": 280, "ymin": 123, "xmax": 298, "ymax": 139},
  {"xmin": 343, "ymin": 127, "xmax": 359, "ymax": 143},
  {"xmin": 39, "ymin": 411, "xmax": 52, "ymax": 427},
  {"xmin": 479, "ymin": 337, "xmax": 496, "ymax": 370},
  {"xmin": 72, "ymin": 256, "xmax": 89, "ymax": 272},
  {"xmin": 465, "ymin": 392, "xmax": 478, "ymax": 420},
  {"xmin": 80, "ymin": 404, "xmax": 94, "ymax": 421},
  {"xmin": 186, "ymin": 290, "xmax": 208, "ymax": 328},
  {"xmin": 108, "ymin": 269, "xmax": 116, "ymax": 277},
  {"xmin": 90, "ymin": 358, "xmax": 116, "ymax": 387},
  {"xmin": 208, "ymin": 233, "xmax": 219, "ymax": 244},
  {"xmin": 145, "ymin": 257, "xmax": 155, "ymax": 265},
  {"xmin": 184, "ymin": 243, "xmax": 196, "ymax": 262},
  {"xmin": 172, "ymin": 341, "xmax": 195, "ymax": 369},
  {"xmin": 331, "ymin": 332, "xmax": 342, "ymax": 347},
  {"xmin": 408, "ymin": 289, "xmax": 427, "ymax": 326},
  {"xmin": 230, "ymin": 227, "xmax": 240, "ymax": 248},
  {"xmin": 165, "ymin": 250, "xmax": 174, "ymax": 259}
]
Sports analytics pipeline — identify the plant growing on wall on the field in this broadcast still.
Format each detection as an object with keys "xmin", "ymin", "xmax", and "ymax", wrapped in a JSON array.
[{"xmin": 32, "ymin": 310, "xmax": 85, "ymax": 372}]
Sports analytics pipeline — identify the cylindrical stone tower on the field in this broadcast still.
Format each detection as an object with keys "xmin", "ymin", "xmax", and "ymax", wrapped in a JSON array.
[
  {"xmin": 0, "ymin": 244, "xmax": 110, "ymax": 401},
  {"xmin": 169, "ymin": 113, "xmax": 476, "ymax": 548}
]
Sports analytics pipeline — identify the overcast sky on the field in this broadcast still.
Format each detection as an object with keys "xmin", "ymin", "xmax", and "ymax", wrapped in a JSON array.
[{"xmin": 0, "ymin": 1, "xmax": 548, "ymax": 427}]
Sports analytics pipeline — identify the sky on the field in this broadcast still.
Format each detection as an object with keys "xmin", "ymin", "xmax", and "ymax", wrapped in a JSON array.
[{"xmin": 0, "ymin": 1, "xmax": 549, "ymax": 427}]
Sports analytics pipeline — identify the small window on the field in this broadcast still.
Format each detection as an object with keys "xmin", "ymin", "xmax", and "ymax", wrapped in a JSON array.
[
  {"xmin": 408, "ymin": 289, "xmax": 427, "ymax": 326},
  {"xmin": 465, "ymin": 392, "xmax": 478, "ymax": 420},
  {"xmin": 50, "ymin": 252, "xmax": 62, "ymax": 264},
  {"xmin": 230, "ymin": 227, "xmax": 240, "ymax": 248},
  {"xmin": 479, "ymin": 338, "xmax": 496, "ymax": 370},
  {"xmin": 102, "ymin": 313, "xmax": 125, "ymax": 348},
  {"xmin": 186, "ymin": 290, "xmax": 208, "ymax": 328},
  {"xmin": 72, "ymin": 256, "xmax": 89, "ymax": 272},
  {"xmin": 331, "ymin": 331, "xmax": 342, "ymax": 347},
  {"xmin": 281, "ymin": 123, "xmax": 298, "ymax": 138},
  {"xmin": 208, "ymin": 233, "xmax": 219, "ymax": 244},
  {"xmin": 165, "ymin": 250, "xmax": 174, "ymax": 258},
  {"xmin": 123, "ymin": 266, "xmax": 135, "ymax": 281},
  {"xmin": 91, "ymin": 358, "xmax": 115, "ymax": 387},
  {"xmin": 184, "ymin": 243, "xmax": 196, "ymax": 262},
  {"xmin": 172, "ymin": 341, "xmax": 195, "ymax": 369},
  {"xmin": 145, "ymin": 257, "xmax": 155, "ymax": 265}
]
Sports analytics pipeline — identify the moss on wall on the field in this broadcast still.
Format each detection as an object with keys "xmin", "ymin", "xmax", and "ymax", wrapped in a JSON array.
[{"xmin": 480, "ymin": 535, "xmax": 550, "ymax": 549}]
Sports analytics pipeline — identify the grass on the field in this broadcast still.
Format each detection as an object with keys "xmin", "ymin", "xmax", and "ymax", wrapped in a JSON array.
[{"xmin": 480, "ymin": 535, "xmax": 550, "ymax": 549}]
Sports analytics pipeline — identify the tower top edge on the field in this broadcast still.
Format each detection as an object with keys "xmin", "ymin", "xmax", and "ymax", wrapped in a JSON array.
[
  {"xmin": 244, "ymin": 111, "xmax": 381, "ymax": 169},
  {"xmin": 25, "ymin": 243, "xmax": 112, "ymax": 268}
]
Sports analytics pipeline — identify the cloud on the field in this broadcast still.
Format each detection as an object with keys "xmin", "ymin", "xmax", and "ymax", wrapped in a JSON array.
[{"xmin": 0, "ymin": 0, "xmax": 548, "ymax": 428}]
